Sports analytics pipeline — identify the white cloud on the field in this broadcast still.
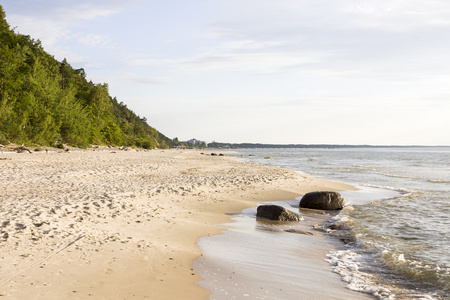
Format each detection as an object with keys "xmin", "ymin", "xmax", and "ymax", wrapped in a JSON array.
[
  {"xmin": 5, "ymin": 1, "xmax": 129, "ymax": 51},
  {"xmin": 56, "ymin": 3, "xmax": 124, "ymax": 21},
  {"xmin": 76, "ymin": 33, "xmax": 113, "ymax": 48},
  {"xmin": 7, "ymin": 15, "xmax": 70, "ymax": 46},
  {"xmin": 123, "ymin": 73, "xmax": 174, "ymax": 85},
  {"xmin": 126, "ymin": 40, "xmax": 326, "ymax": 75},
  {"xmin": 341, "ymin": 0, "xmax": 450, "ymax": 30},
  {"xmin": 50, "ymin": 46, "xmax": 91, "ymax": 66},
  {"xmin": 175, "ymin": 51, "xmax": 320, "ymax": 73},
  {"xmin": 7, "ymin": 0, "xmax": 131, "ymax": 23},
  {"xmin": 121, "ymin": 0, "xmax": 450, "ymax": 86}
]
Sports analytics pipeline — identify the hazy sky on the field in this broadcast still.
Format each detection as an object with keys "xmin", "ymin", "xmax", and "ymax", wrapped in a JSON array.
[{"xmin": 3, "ymin": 0, "xmax": 450, "ymax": 145}]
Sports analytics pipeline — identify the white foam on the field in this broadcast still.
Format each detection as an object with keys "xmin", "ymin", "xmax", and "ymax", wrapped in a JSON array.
[
  {"xmin": 326, "ymin": 250, "xmax": 395, "ymax": 300},
  {"xmin": 340, "ymin": 186, "xmax": 403, "ymax": 206}
]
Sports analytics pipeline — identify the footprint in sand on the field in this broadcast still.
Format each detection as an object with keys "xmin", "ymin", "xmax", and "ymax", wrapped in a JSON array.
[{"xmin": 105, "ymin": 268, "xmax": 113, "ymax": 275}]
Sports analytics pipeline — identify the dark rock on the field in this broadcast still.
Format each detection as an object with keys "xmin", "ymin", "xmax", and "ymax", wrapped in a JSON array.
[
  {"xmin": 256, "ymin": 205, "xmax": 301, "ymax": 222},
  {"xmin": 340, "ymin": 237, "xmax": 356, "ymax": 244},
  {"xmin": 299, "ymin": 191, "xmax": 346, "ymax": 210},
  {"xmin": 327, "ymin": 223, "xmax": 342, "ymax": 230}
]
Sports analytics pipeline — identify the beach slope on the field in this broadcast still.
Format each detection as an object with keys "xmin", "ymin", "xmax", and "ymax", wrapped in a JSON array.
[{"xmin": 0, "ymin": 149, "xmax": 364, "ymax": 299}]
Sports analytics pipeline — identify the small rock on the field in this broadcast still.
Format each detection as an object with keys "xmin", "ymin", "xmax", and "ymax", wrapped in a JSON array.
[{"xmin": 256, "ymin": 205, "xmax": 302, "ymax": 222}]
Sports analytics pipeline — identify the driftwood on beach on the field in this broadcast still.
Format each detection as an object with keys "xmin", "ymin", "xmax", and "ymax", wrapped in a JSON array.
[{"xmin": 14, "ymin": 145, "xmax": 32, "ymax": 153}]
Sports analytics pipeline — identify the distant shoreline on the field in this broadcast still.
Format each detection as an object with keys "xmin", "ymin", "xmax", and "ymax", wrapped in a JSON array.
[{"xmin": 207, "ymin": 142, "xmax": 450, "ymax": 149}]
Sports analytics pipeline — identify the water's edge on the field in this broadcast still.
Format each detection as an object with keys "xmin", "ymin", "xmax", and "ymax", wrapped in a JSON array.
[{"xmin": 194, "ymin": 187, "xmax": 396, "ymax": 299}]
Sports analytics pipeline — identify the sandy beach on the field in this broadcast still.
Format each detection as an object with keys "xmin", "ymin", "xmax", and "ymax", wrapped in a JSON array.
[{"xmin": 0, "ymin": 148, "xmax": 368, "ymax": 299}]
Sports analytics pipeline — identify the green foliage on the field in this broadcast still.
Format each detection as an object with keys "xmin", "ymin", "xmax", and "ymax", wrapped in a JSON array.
[
  {"xmin": 0, "ymin": 130, "xmax": 8, "ymax": 144},
  {"xmin": 0, "ymin": 5, "xmax": 172, "ymax": 149}
]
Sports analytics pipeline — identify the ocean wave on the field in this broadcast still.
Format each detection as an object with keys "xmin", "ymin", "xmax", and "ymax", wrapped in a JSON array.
[
  {"xmin": 359, "ymin": 183, "xmax": 413, "ymax": 196},
  {"xmin": 326, "ymin": 245, "xmax": 445, "ymax": 299},
  {"xmin": 353, "ymin": 165, "xmax": 448, "ymax": 184},
  {"xmin": 326, "ymin": 250, "xmax": 395, "ymax": 300},
  {"xmin": 380, "ymin": 250, "xmax": 450, "ymax": 298},
  {"xmin": 353, "ymin": 164, "xmax": 378, "ymax": 171},
  {"xmin": 426, "ymin": 179, "xmax": 450, "ymax": 184},
  {"xmin": 326, "ymin": 211, "xmax": 448, "ymax": 299}
]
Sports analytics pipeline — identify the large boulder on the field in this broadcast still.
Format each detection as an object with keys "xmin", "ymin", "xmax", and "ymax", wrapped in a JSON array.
[
  {"xmin": 299, "ymin": 191, "xmax": 346, "ymax": 210},
  {"xmin": 256, "ymin": 205, "xmax": 302, "ymax": 222}
]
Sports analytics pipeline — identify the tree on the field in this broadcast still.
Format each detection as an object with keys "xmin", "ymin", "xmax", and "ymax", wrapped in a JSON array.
[{"xmin": 0, "ymin": 4, "xmax": 173, "ymax": 149}]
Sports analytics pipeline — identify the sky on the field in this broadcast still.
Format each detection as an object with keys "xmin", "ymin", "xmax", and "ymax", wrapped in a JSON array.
[{"xmin": 2, "ymin": 0, "xmax": 450, "ymax": 145}]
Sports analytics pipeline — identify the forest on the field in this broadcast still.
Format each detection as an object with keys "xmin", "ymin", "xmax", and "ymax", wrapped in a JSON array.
[{"xmin": 0, "ymin": 5, "xmax": 172, "ymax": 149}]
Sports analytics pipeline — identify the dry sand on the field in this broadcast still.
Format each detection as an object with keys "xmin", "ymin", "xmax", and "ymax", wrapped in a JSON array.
[{"xmin": 0, "ymin": 148, "xmax": 367, "ymax": 299}]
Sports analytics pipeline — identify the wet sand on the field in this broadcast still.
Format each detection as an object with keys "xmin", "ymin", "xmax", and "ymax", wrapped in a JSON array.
[
  {"xmin": 195, "ymin": 200, "xmax": 374, "ymax": 300},
  {"xmin": 0, "ymin": 147, "xmax": 366, "ymax": 299}
]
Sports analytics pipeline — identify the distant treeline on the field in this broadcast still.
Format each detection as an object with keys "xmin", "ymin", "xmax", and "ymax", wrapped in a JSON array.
[
  {"xmin": 207, "ymin": 142, "xmax": 436, "ymax": 149},
  {"xmin": 0, "ymin": 5, "xmax": 171, "ymax": 149},
  {"xmin": 208, "ymin": 142, "xmax": 364, "ymax": 149}
]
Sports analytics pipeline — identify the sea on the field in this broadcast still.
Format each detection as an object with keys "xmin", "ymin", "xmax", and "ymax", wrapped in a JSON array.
[{"xmin": 196, "ymin": 147, "xmax": 450, "ymax": 299}]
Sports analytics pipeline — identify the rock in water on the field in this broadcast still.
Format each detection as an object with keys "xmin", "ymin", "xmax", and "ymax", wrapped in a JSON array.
[
  {"xmin": 256, "ymin": 205, "xmax": 301, "ymax": 221},
  {"xmin": 299, "ymin": 191, "xmax": 345, "ymax": 210}
]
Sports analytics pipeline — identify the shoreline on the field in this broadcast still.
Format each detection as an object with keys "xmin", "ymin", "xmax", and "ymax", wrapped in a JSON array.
[
  {"xmin": 195, "ymin": 201, "xmax": 374, "ymax": 300},
  {"xmin": 1, "ymin": 149, "xmax": 363, "ymax": 299}
]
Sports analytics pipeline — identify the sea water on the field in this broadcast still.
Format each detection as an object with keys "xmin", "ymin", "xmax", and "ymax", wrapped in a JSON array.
[{"xmin": 227, "ymin": 147, "xmax": 450, "ymax": 299}]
